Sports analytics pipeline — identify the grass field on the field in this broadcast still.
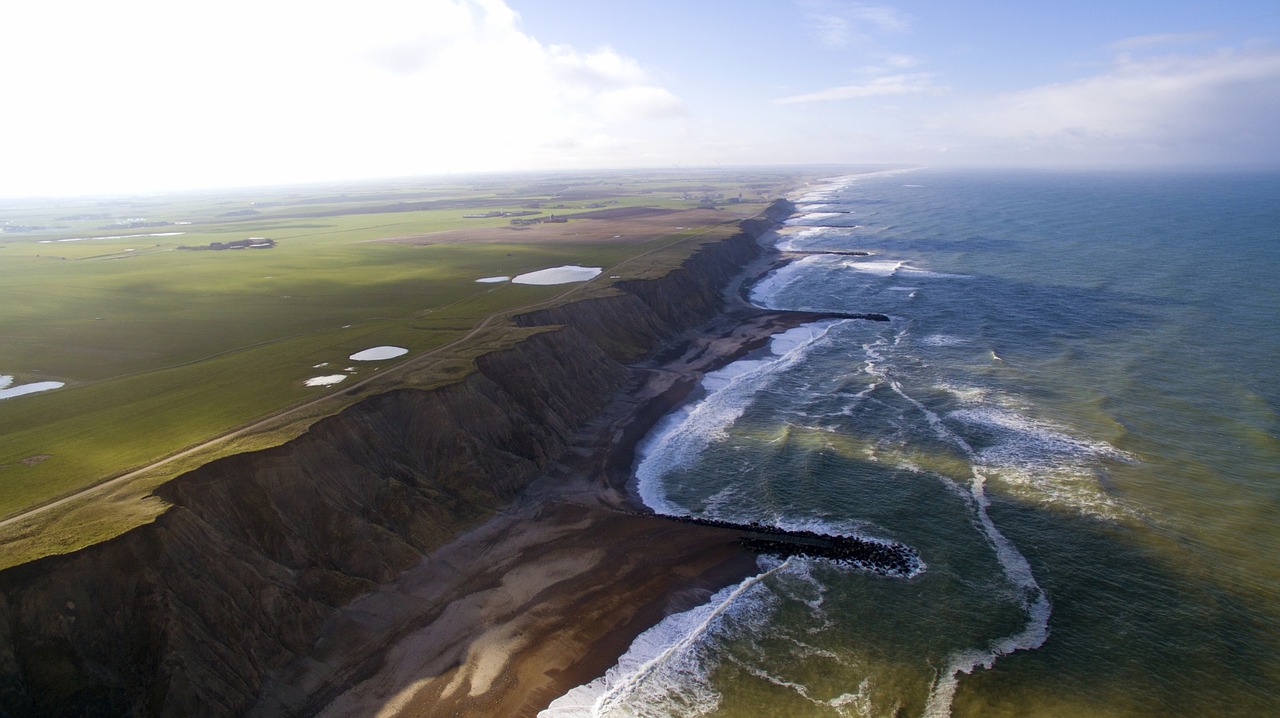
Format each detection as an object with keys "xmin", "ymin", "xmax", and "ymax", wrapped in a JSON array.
[{"xmin": 0, "ymin": 167, "xmax": 823, "ymax": 566}]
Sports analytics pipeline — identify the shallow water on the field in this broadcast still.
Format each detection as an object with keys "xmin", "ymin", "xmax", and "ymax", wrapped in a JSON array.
[{"xmin": 545, "ymin": 169, "xmax": 1280, "ymax": 717}]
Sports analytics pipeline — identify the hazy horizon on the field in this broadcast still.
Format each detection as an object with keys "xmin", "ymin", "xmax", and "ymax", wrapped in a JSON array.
[{"xmin": 3, "ymin": 0, "xmax": 1278, "ymax": 198}]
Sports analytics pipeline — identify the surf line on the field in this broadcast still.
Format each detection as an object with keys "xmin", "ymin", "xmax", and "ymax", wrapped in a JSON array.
[
  {"xmin": 871, "ymin": 348, "xmax": 1050, "ymax": 717},
  {"xmin": 589, "ymin": 557, "xmax": 795, "ymax": 715}
]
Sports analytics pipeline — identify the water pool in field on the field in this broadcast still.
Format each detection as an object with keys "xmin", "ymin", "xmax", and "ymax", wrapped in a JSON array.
[
  {"xmin": 0, "ymin": 375, "xmax": 65, "ymax": 400},
  {"xmin": 348, "ymin": 346, "xmax": 408, "ymax": 361},
  {"xmin": 511, "ymin": 265, "xmax": 601, "ymax": 285}
]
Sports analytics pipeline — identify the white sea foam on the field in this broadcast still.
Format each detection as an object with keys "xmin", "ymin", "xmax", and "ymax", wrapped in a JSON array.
[
  {"xmin": 952, "ymin": 407, "xmax": 1129, "ymax": 464},
  {"xmin": 791, "ymin": 169, "xmax": 921, "ymax": 205},
  {"xmin": 540, "ymin": 559, "xmax": 792, "ymax": 718},
  {"xmin": 900, "ymin": 267, "xmax": 969, "ymax": 279},
  {"xmin": 786, "ymin": 212, "xmax": 845, "ymax": 224},
  {"xmin": 304, "ymin": 375, "xmax": 347, "ymax": 387},
  {"xmin": 948, "ymin": 406, "xmax": 1134, "ymax": 520},
  {"xmin": 635, "ymin": 322, "xmax": 844, "ymax": 515},
  {"xmin": 349, "ymin": 345, "xmax": 408, "ymax": 361},
  {"xmin": 795, "ymin": 192, "xmax": 832, "ymax": 203},
  {"xmin": 749, "ymin": 255, "xmax": 834, "ymax": 308},
  {"xmin": 747, "ymin": 265, "xmax": 801, "ymax": 308},
  {"xmin": 843, "ymin": 259, "xmax": 905, "ymax": 276},
  {"xmin": 759, "ymin": 254, "xmax": 967, "ymax": 283},
  {"xmin": 475, "ymin": 275, "xmax": 510, "ymax": 283},
  {"xmin": 859, "ymin": 352, "xmax": 1051, "ymax": 718},
  {"xmin": 774, "ymin": 226, "xmax": 845, "ymax": 252},
  {"xmin": 935, "ymin": 382, "xmax": 988, "ymax": 404},
  {"xmin": 512, "ymin": 265, "xmax": 602, "ymax": 285},
  {"xmin": 839, "ymin": 259, "xmax": 968, "ymax": 279},
  {"xmin": 920, "ymin": 334, "xmax": 968, "ymax": 347},
  {"xmin": 542, "ymin": 547, "xmax": 922, "ymax": 717},
  {"xmin": 0, "ymin": 375, "xmax": 11, "ymax": 390}
]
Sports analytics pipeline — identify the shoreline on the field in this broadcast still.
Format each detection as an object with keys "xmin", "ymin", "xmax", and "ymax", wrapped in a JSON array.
[{"xmin": 281, "ymin": 230, "xmax": 839, "ymax": 716}]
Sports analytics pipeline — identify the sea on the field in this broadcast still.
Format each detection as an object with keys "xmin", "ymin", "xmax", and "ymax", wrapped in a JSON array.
[{"xmin": 542, "ymin": 168, "xmax": 1280, "ymax": 717}]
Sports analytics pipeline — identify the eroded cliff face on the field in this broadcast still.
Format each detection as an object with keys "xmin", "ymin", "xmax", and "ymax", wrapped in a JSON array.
[{"xmin": 0, "ymin": 203, "xmax": 787, "ymax": 717}]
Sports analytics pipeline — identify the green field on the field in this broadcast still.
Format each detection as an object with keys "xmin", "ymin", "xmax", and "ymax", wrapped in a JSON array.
[{"xmin": 0, "ymin": 168, "xmax": 818, "ymax": 565}]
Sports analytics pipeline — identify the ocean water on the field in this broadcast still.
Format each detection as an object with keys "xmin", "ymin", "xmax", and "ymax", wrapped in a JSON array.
[{"xmin": 543, "ymin": 169, "xmax": 1280, "ymax": 717}]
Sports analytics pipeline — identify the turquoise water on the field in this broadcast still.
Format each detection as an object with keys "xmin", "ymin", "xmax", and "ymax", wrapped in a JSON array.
[{"xmin": 544, "ymin": 169, "xmax": 1280, "ymax": 717}]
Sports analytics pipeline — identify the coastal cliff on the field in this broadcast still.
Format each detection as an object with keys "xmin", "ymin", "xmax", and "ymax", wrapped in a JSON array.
[{"xmin": 0, "ymin": 202, "xmax": 791, "ymax": 717}]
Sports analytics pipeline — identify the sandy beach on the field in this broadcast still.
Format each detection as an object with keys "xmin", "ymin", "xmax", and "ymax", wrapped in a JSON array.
[{"xmin": 248, "ymin": 286, "xmax": 840, "ymax": 717}]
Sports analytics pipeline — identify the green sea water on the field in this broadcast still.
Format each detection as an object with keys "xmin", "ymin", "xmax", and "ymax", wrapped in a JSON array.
[{"xmin": 543, "ymin": 169, "xmax": 1280, "ymax": 717}]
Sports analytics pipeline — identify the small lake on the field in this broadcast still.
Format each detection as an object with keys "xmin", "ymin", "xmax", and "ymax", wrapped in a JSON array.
[
  {"xmin": 349, "ymin": 346, "xmax": 408, "ymax": 361},
  {"xmin": 511, "ymin": 265, "xmax": 602, "ymax": 285},
  {"xmin": 0, "ymin": 375, "xmax": 66, "ymax": 400}
]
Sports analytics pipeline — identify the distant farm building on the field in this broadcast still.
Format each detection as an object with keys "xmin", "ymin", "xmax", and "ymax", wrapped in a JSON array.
[
  {"xmin": 510, "ymin": 214, "xmax": 566, "ymax": 226},
  {"xmin": 178, "ymin": 237, "xmax": 276, "ymax": 251}
]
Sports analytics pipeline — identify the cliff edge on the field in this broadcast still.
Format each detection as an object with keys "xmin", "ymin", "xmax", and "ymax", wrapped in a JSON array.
[{"xmin": 0, "ymin": 201, "xmax": 793, "ymax": 717}]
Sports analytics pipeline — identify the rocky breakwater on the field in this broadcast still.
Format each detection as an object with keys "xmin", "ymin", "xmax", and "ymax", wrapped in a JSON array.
[
  {"xmin": 660, "ymin": 515, "xmax": 923, "ymax": 578},
  {"xmin": 0, "ymin": 202, "xmax": 791, "ymax": 717}
]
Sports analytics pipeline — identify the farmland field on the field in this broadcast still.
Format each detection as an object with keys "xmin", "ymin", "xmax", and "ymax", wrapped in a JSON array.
[{"xmin": 0, "ymin": 168, "xmax": 818, "ymax": 565}]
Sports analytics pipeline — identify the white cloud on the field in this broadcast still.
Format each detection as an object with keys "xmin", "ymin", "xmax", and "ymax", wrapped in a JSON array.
[
  {"xmin": 596, "ymin": 86, "xmax": 686, "ymax": 121},
  {"xmin": 774, "ymin": 73, "xmax": 942, "ymax": 104},
  {"xmin": 882, "ymin": 53, "xmax": 921, "ymax": 69},
  {"xmin": 798, "ymin": 1, "xmax": 910, "ymax": 48},
  {"xmin": 0, "ymin": 0, "xmax": 686, "ymax": 196},
  {"xmin": 1110, "ymin": 32, "xmax": 1219, "ymax": 51},
  {"xmin": 938, "ymin": 47, "xmax": 1280, "ymax": 165}
]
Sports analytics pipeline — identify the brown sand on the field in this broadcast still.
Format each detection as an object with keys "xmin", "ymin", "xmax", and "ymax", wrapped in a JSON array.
[{"xmin": 253, "ymin": 306, "xmax": 828, "ymax": 718}]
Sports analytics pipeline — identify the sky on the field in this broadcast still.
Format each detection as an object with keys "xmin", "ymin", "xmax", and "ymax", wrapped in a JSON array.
[{"xmin": 2, "ymin": 0, "xmax": 1278, "ymax": 196}]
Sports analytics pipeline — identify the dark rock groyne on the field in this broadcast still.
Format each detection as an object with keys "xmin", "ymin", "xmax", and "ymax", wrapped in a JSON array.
[
  {"xmin": 664, "ymin": 516, "xmax": 922, "ymax": 578},
  {"xmin": 0, "ymin": 203, "xmax": 791, "ymax": 717}
]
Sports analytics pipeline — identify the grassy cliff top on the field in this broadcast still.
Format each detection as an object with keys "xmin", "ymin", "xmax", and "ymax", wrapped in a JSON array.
[{"xmin": 0, "ymin": 168, "xmax": 822, "ymax": 569}]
